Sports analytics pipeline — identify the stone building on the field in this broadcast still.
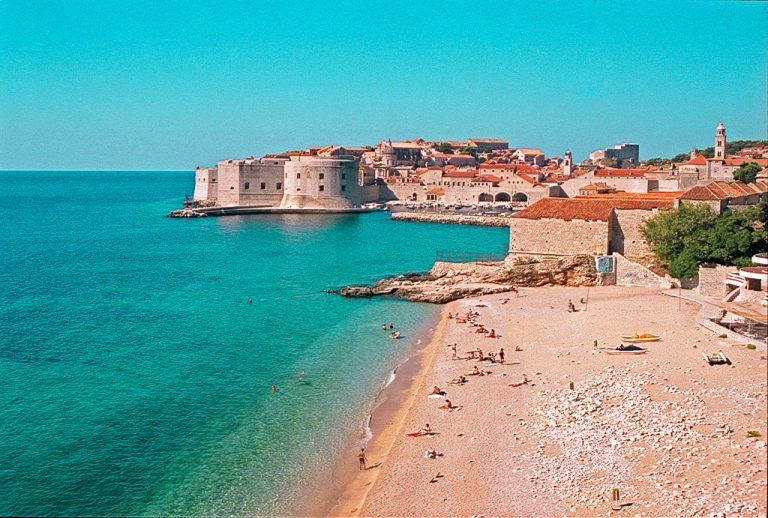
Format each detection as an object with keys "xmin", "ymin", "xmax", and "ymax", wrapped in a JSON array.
[
  {"xmin": 193, "ymin": 167, "xmax": 218, "ymax": 203},
  {"xmin": 281, "ymin": 155, "xmax": 361, "ymax": 209},
  {"xmin": 466, "ymin": 138, "xmax": 509, "ymax": 151},
  {"xmin": 675, "ymin": 180, "xmax": 768, "ymax": 214},
  {"xmin": 214, "ymin": 157, "xmax": 287, "ymax": 206},
  {"xmin": 588, "ymin": 143, "xmax": 639, "ymax": 166},
  {"xmin": 509, "ymin": 195, "xmax": 677, "ymax": 259}
]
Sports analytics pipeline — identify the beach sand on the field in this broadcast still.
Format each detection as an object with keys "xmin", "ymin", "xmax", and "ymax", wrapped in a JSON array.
[{"xmin": 331, "ymin": 286, "xmax": 767, "ymax": 517}]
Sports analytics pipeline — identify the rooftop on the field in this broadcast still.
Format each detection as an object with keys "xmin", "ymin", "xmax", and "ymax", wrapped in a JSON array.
[{"xmin": 678, "ymin": 181, "xmax": 768, "ymax": 201}]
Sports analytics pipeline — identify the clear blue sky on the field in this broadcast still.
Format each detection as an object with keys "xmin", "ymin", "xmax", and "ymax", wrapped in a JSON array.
[{"xmin": 1, "ymin": 0, "xmax": 766, "ymax": 169}]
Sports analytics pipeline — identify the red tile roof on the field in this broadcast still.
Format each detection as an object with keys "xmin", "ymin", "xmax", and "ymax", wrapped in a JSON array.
[
  {"xmin": 678, "ymin": 181, "xmax": 768, "ymax": 201},
  {"xmin": 472, "ymin": 174, "xmax": 502, "ymax": 183},
  {"xmin": 682, "ymin": 155, "xmax": 707, "ymax": 166},
  {"xmin": 514, "ymin": 195, "xmax": 677, "ymax": 222},
  {"xmin": 426, "ymin": 188, "xmax": 446, "ymax": 195},
  {"xmin": 443, "ymin": 170, "xmax": 478, "ymax": 178},
  {"xmin": 594, "ymin": 168, "xmax": 646, "ymax": 178}
]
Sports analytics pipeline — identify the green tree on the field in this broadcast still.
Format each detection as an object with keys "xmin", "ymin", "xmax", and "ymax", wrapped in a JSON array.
[
  {"xmin": 733, "ymin": 162, "xmax": 762, "ymax": 183},
  {"xmin": 642, "ymin": 203, "xmax": 766, "ymax": 279},
  {"xmin": 434, "ymin": 142, "xmax": 453, "ymax": 154},
  {"xmin": 641, "ymin": 203, "xmax": 718, "ymax": 278},
  {"xmin": 671, "ymin": 153, "xmax": 690, "ymax": 163},
  {"xmin": 459, "ymin": 146, "xmax": 478, "ymax": 158}
]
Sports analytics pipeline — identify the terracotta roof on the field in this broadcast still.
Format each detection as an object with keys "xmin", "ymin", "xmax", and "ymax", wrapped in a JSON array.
[
  {"xmin": 678, "ymin": 181, "xmax": 768, "ymax": 201},
  {"xmin": 721, "ymin": 157, "xmax": 768, "ymax": 167},
  {"xmin": 516, "ymin": 148, "xmax": 544, "ymax": 155},
  {"xmin": 514, "ymin": 196, "xmax": 677, "ymax": 222},
  {"xmin": 427, "ymin": 165, "xmax": 443, "ymax": 171},
  {"xmin": 579, "ymin": 182, "xmax": 615, "ymax": 191},
  {"xmin": 577, "ymin": 191, "xmax": 683, "ymax": 201},
  {"xmin": 426, "ymin": 188, "xmax": 446, "ymax": 195},
  {"xmin": 472, "ymin": 174, "xmax": 502, "ymax": 183},
  {"xmin": 594, "ymin": 168, "xmax": 646, "ymax": 178},
  {"xmin": 682, "ymin": 155, "xmax": 708, "ymax": 166},
  {"xmin": 512, "ymin": 198, "xmax": 616, "ymax": 222},
  {"xmin": 443, "ymin": 171, "xmax": 478, "ymax": 178}
]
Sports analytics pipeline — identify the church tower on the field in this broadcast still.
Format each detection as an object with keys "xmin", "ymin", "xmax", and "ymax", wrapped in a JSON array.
[
  {"xmin": 563, "ymin": 150, "xmax": 573, "ymax": 176},
  {"xmin": 714, "ymin": 122, "xmax": 726, "ymax": 160}
]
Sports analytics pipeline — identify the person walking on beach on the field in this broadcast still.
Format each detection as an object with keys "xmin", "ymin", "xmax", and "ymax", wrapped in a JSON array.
[
  {"xmin": 357, "ymin": 448, "xmax": 367, "ymax": 470},
  {"xmin": 451, "ymin": 343, "xmax": 457, "ymax": 360},
  {"xmin": 499, "ymin": 347, "xmax": 505, "ymax": 364}
]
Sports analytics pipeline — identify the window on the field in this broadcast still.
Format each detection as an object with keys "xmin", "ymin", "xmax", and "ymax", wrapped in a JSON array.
[
  {"xmin": 244, "ymin": 182, "xmax": 250, "ymax": 190},
  {"xmin": 319, "ymin": 173, "xmax": 324, "ymax": 179},
  {"xmin": 319, "ymin": 185, "xmax": 325, "ymax": 192},
  {"xmin": 341, "ymin": 173, "xmax": 346, "ymax": 179},
  {"xmin": 276, "ymin": 182, "xmax": 282, "ymax": 190},
  {"xmin": 341, "ymin": 185, "xmax": 346, "ymax": 191},
  {"xmin": 260, "ymin": 182, "xmax": 266, "ymax": 190},
  {"xmin": 297, "ymin": 173, "xmax": 301, "ymax": 179}
]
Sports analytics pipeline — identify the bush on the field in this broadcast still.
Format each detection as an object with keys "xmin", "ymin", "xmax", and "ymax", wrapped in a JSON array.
[
  {"xmin": 746, "ymin": 344, "xmax": 757, "ymax": 350},
  {"xmin": 513, "ymin": 256, "xmax": 541, "ymax": 266},
  {"xmin": 718, "ymin": 334, "xmax": 728, "ymax": 338}
]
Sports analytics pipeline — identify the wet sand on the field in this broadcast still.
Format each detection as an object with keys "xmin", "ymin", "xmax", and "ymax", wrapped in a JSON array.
[{"xmin": 333, "ymin": 286, "xmax": 768, "ymax": 517}]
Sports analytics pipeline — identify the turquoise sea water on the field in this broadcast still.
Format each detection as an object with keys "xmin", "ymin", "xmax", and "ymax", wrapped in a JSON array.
[{"xmin": 0, "ymin": 171, "xmax": 509, "ymax": 516}]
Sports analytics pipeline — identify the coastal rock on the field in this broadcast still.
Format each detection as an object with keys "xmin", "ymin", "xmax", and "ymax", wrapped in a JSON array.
[{"xmin": 339, "ymin": 254, "xmax": 597, "ymax": 303}]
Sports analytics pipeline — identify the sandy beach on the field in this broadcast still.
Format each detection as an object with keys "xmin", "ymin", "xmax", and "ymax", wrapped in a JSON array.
[{"xmin": 332, "ymin": 286, "xmax": 768, "ymax": 517}]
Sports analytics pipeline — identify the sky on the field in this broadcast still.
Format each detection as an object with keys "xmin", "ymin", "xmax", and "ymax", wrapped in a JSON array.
[{"xmin": 1, "ymin": 0, "xmax": 766, "ymax": 170}]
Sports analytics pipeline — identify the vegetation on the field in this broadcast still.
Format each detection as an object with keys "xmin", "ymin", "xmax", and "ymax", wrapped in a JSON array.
[
  {"xmin": 733, "ymin": 162, "xmax": 761, "ymax": 183},
  {"xmin": 698, "ymin": 140, "xmax": 768, "ymax": 159},
  {"xmin": 641, "ymin": 203, "xmax": 767, "ymax": 279},
  {"xmin": 459, "ymin": 146, "xmax": 478, "ymax": 158},
  {"xmin": 718, "ymin": 333, "xmax": 728, "ymax": 338},
  {"xmin": 434, "ymin": 142, "xmax": 453, "ymax": 154},
  {"xmin": 746, "ymin": 343, "xmax": 757, "ymax": 350},
  {"xmin": 512, "ymin": 256, "xmax": 541, "ymax": 266}
]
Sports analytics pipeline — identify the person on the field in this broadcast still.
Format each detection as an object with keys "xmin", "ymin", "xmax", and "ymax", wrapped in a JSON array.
[
  {"xmin": 451, "ymin": 343, "xmax": 457, "ymax": 360},
  {"xmin": 448, "ymin": 376, "xmax": 466, "ymax": 385},
  {"xmin": 466, "ymin": 366, "xmax": 481, "ymax": 376},
  {"xmin": 509, "ymin": 374, "xmax": 530, "ymax": 387},
  {"xmin": 499, "ymin": 348, "xmax": 505, "ymax": 364},
  {"xmin": 439, "ymin": 399, "xmax": 454, "ymax": 409},
  {"xmin": 271, "ymin": 385, "xmax": 278, "ymax": 393},
  {"xmin": 432, "ymin": 385, "xmax": 444, "ymax": 395},
  {"xmin": 382, "ymin": 324, "xmax": 387, "ymax": 331},
  {"xmin": 487, "ymin": 329, "xmax": 496, "ymax": 338},
  {"xmin": 567, "ymin": 299, "xmax": 576, "ymax": 313},
  {"xmin": 357, "ymin": 448, "xmax": 367, "ymax": 470},
  {"xmin": 248, "ymin": 297, "xmax": 252, "ymax": 304},
  {"xmin": 448, "ymin": 312, "xmax": 453, "ymax": 319},
  {"xmin": 298, "ymin": 370, "xmax": 306, "ymax": 384},
  {"xmin": 389, "ymin": 322, "xmax": 394, "ymax": 330},
  {"xmin": 421, "ymin": 423, "xmax": 432, "ymax": 434}
]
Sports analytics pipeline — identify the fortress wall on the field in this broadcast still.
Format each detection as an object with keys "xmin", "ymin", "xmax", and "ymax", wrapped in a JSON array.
[
  {"xmin": 610, "ymin": 209, "xmax": 657, "ymax": 259},
  {"xmin": 281, "ymin": 156, "xmax": 361, "ymax": 209},
  {"xmin": 193, "ymin": 167, "xmax": 218, "ymax": 202},
  {"xmin": 216, "ymin": 160, "xmax": 285, "ymax": 207},
  {"xmin": 509, "ymin": 218, "xmax": 610, "ymax": 256}
]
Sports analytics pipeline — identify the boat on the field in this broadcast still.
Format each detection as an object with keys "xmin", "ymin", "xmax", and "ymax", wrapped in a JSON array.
[
  {"xmin": 703, "ymin": 351, "xmax": 731, "ymax": 365},
  {"xmin": 603, "ymin": 344, "xmax": 647, "ymax": 355},
  {"xmin": 621, "ymin": 332, "xmax": 661, "ymax": 343}
]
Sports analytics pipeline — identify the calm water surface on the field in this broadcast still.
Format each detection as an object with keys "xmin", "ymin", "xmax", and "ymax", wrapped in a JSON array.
[{"xmin": 0, "ymin": 171, "xmax": 509, "ymax": 516}]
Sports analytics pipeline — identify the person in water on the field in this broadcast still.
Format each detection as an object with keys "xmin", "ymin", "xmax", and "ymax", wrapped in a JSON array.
[
  {"xmin": 248, "ymin": 297, "xmax": 252, "ymax": 304},
  {"xmin": 271, "ymin": 385, "xmax": 278, "ymax": 393}
]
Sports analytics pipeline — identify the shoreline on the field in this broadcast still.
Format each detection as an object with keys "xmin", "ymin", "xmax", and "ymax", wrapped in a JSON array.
[
  {"xmin": 326, "ymin": 301, "xmax": 457, "ymax": 516},
  {"xmin": 332, "ymin": 286, "xmax": 767, "ymax": 516},
  {"xmin": 297, "ymin": 307, "xmax": 445, "ymax": 517}
]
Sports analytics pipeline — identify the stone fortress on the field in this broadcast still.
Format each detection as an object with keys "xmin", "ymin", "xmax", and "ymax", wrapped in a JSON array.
[{"xmin": 188, "ymin": 122, "xmax": 766, "ymax": 215}]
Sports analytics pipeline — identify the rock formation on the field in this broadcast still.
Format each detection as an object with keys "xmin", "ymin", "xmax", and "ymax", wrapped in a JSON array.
[{"xmin": 338, "ymin": 255, "xmax": 596, "ymax": 303}]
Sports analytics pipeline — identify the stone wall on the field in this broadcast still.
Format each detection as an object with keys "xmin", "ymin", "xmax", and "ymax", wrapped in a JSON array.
[
  {"xmin": 216, "ymin": 160, "xmax": 285, "ymax": 207},
  {"xmin": 610, "ymin": 209, "xmax": 658, "ymax": 259},
  {"xmin": 698, "ymin": 264, "xmax": 738, "ymax": 298},
  {"xmin": 613, "ymin": 253, "xmax": 673, "ymax": 289},
  {"xmin": 391, "ymin": 212, "xmax": 510, "ymax": 227},
  {"xmin": 509, "ymin": 218, "xmax": 610, "ymax": 256},
  {"xmin": 193, "ymin": 167, "xmax": 218, "ymax": 202},
  {"xmin": 281, "ymin": 156, "xmax": 361, "ymax": 209}
]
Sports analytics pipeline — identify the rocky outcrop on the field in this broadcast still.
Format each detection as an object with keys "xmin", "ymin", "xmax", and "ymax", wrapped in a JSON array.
[
  {"xmin": 391, "ymin": 212, "xmax": 511, "ymax": 227},
  {"xmin": 338, "ymin": 255, "xmax": 596, "ymax": 304}
]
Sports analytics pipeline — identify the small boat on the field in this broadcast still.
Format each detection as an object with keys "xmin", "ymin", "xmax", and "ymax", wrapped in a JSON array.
[
  {"xmin": 621, "ymin": 333, "xmax": 661, "ymax": 343},
  {"xmin": 603, "ymin": 344, "xmax": 647, "ymax": 355}
]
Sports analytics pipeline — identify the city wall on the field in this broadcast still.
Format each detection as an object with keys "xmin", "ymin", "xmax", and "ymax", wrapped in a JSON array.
[{"xmin": 509, "ymin": 218, "xmax": 610, "ymax": 257}]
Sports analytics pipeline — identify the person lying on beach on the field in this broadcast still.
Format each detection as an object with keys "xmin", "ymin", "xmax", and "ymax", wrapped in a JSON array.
[
  {"xmin": 439, "ymin": 399, "xmax": 460, "ymax": 410},
  {"xmin": 448, "ymin": 376, "xmax": 467, "ymax": 385},
  {"xmin": 424, "ymin": 448, "xmax": 443, "ymax": 459},
  {"xmin": 432, "ymin": 386, "xmax": 445, "ymax": 396},
  {"xmin": 465, "ymin": 366, "xmax": 483, "ymax": 376},
  {"xmin": 509, "ymin": 374, "xmax": 530, "ymax": 387},
  {"xmin": 476, "ymin": 327, "xmax": 488, "ymax": 334},
  {"xmin": 486, "ymin": 329, "xmax": 497, "ymax": 338},
  {"xmin": 500, "ymin": 298, "xmax": 509, "ymax": 305},
  {"xmin": 451, "ymin": 343, "xmax": 457, "ymax": 360}
]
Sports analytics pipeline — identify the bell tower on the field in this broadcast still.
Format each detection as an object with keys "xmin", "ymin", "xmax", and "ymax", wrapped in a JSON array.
[
  {"xmin": 714, "ymin": 122, "xmax": 726, "ymax": 160},
  {"xmin": 563, "ymin": 150, "xmax": 573, "ymax": 176}
]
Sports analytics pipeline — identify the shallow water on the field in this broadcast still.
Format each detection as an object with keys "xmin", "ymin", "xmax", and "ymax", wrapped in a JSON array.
[{"xmin": 0, "ymin": 170, "xmax": 509, "ymax": 516}]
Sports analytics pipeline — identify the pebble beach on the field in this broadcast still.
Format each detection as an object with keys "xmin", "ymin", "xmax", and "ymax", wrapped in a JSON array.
[{"xmin": 332, "ymin": 286, "xmax": 768, "ymax": 517}]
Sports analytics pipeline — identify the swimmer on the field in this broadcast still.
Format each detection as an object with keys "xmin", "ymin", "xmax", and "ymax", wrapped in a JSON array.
[{"xmin": 271, "ymin": 385, "xmax": 278, "ymax": 393}]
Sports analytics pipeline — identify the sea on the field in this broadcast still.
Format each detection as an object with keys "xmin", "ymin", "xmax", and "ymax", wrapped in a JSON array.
[{"xmin": 0, "ymin": 170, "xmax": 509, "ymax": 516}]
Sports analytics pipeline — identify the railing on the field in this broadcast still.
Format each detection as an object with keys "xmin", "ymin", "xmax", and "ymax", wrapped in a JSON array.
[{"xmin": 435, "ymin": 248, "xmax": 509, "ymax": 263}]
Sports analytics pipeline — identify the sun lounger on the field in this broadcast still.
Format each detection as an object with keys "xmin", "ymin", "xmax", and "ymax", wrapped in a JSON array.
[{"xmin": 703, "ymin": 352, "xmax": 731, "ymax": 365}]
